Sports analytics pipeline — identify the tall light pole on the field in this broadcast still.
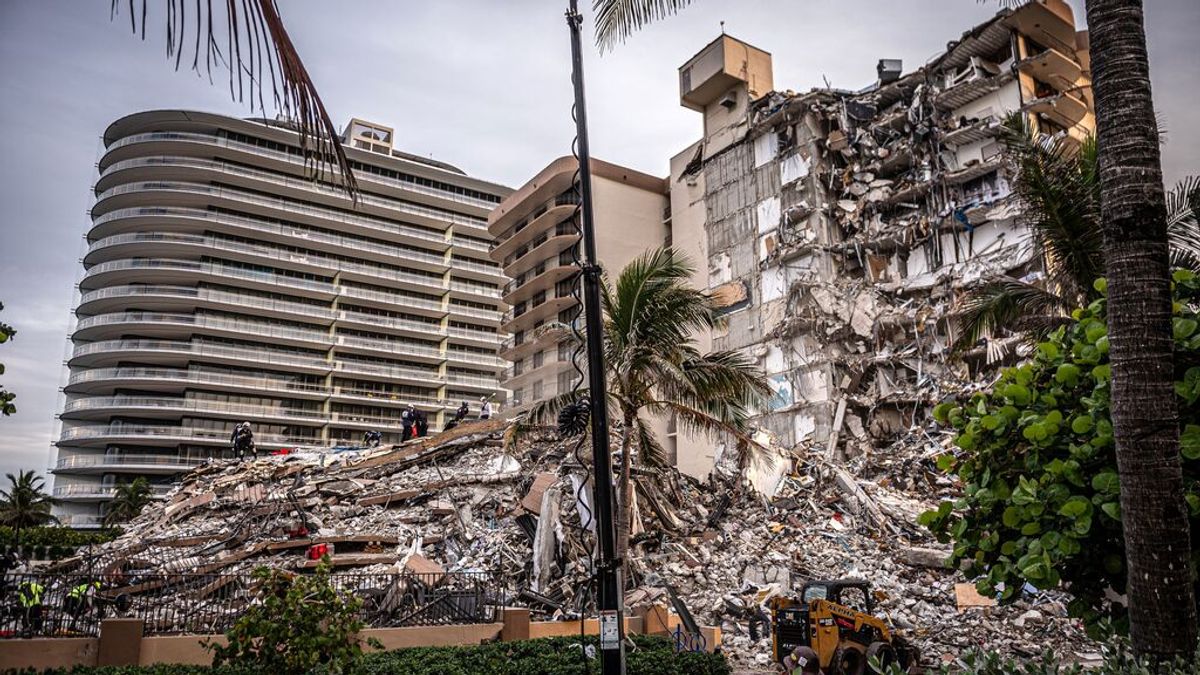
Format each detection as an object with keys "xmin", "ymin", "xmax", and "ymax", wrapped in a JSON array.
[{"xmin": 565, "ymin": 1, "xmax": 626, "ymax": 673}]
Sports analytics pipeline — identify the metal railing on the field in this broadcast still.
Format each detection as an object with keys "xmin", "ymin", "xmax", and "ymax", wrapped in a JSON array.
[
  {"xmin": 0, "ymin": 571, "xmax": 498, "ymax": 638},
  {"xmin": 70, "ymin": 339, "xmax": 332, "ymax": 371},
  {"xmin": 82, "ymin": 258, "xmax": 337, "ymax": 295},
  {"xmin": 54, "ymin": 454, "xmax": 208, "ymax": 471},
  {"xmin": 104, "ymin": 132, "xmax": 499, "ymax": 210}
]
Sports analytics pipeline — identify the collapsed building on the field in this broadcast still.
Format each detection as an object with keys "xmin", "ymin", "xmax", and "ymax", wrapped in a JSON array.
[
  {"xmin": 38, "ymin": 420, "xmax": 1097, "ymax": 667},
  {"xmin": 668, "ymin": 0, "xmax": 1094, "ymax": 479}
]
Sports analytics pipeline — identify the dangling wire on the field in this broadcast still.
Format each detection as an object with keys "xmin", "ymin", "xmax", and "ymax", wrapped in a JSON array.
[{"xmin": 564, "ymin": 9, "xmax": 597, "ymax": 673}]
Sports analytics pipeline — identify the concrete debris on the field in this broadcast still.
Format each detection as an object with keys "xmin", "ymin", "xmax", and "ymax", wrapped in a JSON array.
[{"xmin": 48, "ymin": 418, "xmax": 1094, "ymax": 666}]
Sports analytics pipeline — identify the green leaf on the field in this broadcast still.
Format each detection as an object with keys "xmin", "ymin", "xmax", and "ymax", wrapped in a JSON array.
[
  {"xmin": 935, "ymin": 454, "xmax": 955, "ymax": 472},
  {"xmin": 1059, "ymin": 496, "xmax": 1091, "ymax": 518},
  {"xmin": 1002, "ymin": 506, "xmax": 1022, "ymax": 528},
  {"xmin": 1091, "ymin": 471, "xmax": 1119, "ymax": 493},
  {"xmin": 1054, "ymin": 363, "xmax": 1080, "ymax": 386},
  {"xmin": 1093, "ymin": 278, "xmax": 1107, "ymax": 294},
  {"xmin": 1071, "ymin": 415, "xmax": 1094, "ymax": 434},
  {"xmin": 1174, "ymin": 317, "xmax": 1198, "ymax": 340},
  {"xmin": 1020, "ymin": 521, "xmax": 1042, "ymax": 536},
  {"xmin": 1101, "ymin": 501, "xmax": 1121, "ymax": 522},
  {"xmin": 1182, "ymin": 425, "xmax": 1200, "ymax": 461},
  {"xmin": 933, "ymin": 402, "xmax": 953, "ymax": 424},
  {"xmin": 1037, "ymin": 342, "xmax": 1060, "ymax": 360}
]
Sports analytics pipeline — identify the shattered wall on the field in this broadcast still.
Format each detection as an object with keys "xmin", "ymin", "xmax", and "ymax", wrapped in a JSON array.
[{"xmin": 670, "ymin": 0, "xmax": 1094, "ymax": 473}]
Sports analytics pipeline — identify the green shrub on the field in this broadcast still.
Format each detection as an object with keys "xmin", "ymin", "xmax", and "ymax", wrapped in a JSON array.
[
  {"xmin": 0, "ymin": 526, "xmax": 119, "ymax": 548},
  {"xmin": 922, "ymin": 271, "xmax": 1200, "ymax": 630},
  {"xmin": 203, "ymin": 561, "xmax": 376, "ymax": 674}
]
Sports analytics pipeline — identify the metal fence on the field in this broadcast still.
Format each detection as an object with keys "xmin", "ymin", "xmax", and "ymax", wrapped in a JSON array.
[{"xmin": 0, "ymin": 570, "xmax": 499, "ymax": 639}]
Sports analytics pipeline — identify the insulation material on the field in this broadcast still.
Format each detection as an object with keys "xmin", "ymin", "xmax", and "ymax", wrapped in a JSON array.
[
  {"xmin": 753, "ymin": 131, "xmax": 778, "ymax": 168},
  {"xmin": 756, "ymin": 196, "xmax": 781, "ymax": 234},
  {"xmin": 779, "ymin": 152, "xmax": 810, "ymax": 185}
]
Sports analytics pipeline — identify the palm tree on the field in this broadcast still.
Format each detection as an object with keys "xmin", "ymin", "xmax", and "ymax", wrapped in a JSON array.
[
  {"xmin": 1084, "ymin": 0, "xmax": 1197, "ymax": 658},
  {"xmin": 103, "ymin": 477, "xmax": 153, "ymax": 528},
  {"xmin": 531, "ymin": 248, "xmax": 769, "ymax": 565},
  {"xmin": 955, "ymin": 116, "xmax": 1199, "ymax": 354},
  {"xmin": 0, "ymin": 471, "xmax": 60, "ymax": 549},
  {"xmin": 112, "ymin": 1, "xmax": 356, "ymax": 197}
]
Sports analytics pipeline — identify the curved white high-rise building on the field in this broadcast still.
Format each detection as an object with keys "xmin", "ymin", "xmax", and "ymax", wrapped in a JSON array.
[{"xmin": 53, "ymin": 111, "xmax": 510, "ymax": 526}]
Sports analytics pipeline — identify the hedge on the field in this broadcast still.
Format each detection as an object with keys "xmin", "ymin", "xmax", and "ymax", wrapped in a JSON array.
[
  {"xmin": 0, "ymin": 526, "xmax": 119, "ymax": 548},
  {"xmin": 11, "ymin": 635, "xmax": 730, "ymax": 675}
]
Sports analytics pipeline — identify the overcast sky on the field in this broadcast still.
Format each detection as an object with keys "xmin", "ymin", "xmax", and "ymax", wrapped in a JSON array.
[{"xmin": 0, "ymin": 0, "xmax": 1196, "ymax": 482}]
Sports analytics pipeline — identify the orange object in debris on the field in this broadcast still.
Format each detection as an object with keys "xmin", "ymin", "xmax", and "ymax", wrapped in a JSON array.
[{"xmin": 307, "ymin": 543, "xmax": 330, "ymax": 559}]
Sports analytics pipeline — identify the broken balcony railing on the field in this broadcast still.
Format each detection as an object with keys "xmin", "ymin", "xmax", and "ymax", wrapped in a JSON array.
[{"xmin": 0, "ymin": 570, "xmax": 500, "ymax": 639}]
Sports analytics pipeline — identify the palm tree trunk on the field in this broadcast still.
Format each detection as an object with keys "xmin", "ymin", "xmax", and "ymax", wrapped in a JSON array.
[
  {"xmin": 615, "ymin": 411, "xmax": 634, "ymax": 576},
  {"xmin": 1086, "ymin": 0, "xmax": 1198, "ymax": 658}
]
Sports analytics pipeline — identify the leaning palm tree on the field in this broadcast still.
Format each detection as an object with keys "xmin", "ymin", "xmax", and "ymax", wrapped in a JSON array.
[
  {"xmin": 103, "ymin": 477, "xmax": 153, "ymax": 528},
  {"xmin": 955, "ymin": 114, "xmax": 1199, "ymax": 354},
  {"xmin": 112, "ymin": 1, "xmax": 356, "ymax": 197},
  {"xmin": 0, "ymin": 471, "xmax": 60, "ymax": 549},
  {"xmin": 530, "ymin": 248, "xmax": 769, "ymax": 563}
]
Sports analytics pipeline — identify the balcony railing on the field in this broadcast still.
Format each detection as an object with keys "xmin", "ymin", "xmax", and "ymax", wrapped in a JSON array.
[
  {"xmin": 70, "ymin": 339, "xmax": 332, "ymax": 371},
  {"xmin": 78, "ymin": 285, "xmax": 335, "ymax": 321},
  {"xmin": 74, "ymin": 311, "xmax": 331, "ymax": 345},
  {"xmin": 82, "ymin": 258, "xmax": 337, "ymax": 295},
  {"xmin": 53, "ymin": 483, "xmax": 176, "ymax": 498},
  {"xmin": 61, "ymin": 396, "xmax": 327, "ymax": 423},
  {"xmin": 447, "ymin": 305, "xmax": 503, "ymax": 322},
  {"xmin": 338, "ymin": 285, "xmax": 445, "ymax": 312},
  {"xmin": 335, "ymin": 334, "xmax": 442, "ymax": 359},
  {"xmin": 93, "ymin": 202, "xmax": 446, "ymax": 249},
  {"xmin": 335, "ymin": 310, "xmax": 445, "ymax": 336},
  {"xmin": 89, "ymin": 232, "xmax": 448, "ymax": 288},
  {"xmin": 67, "ymin": 366, "xmax": 329, "ymax": 395},
  {"xmin": 96, "ymin": 161, "xmax": 487, "ymax": 231},
  {"xmin": 54, "ymin": 454, "xmax": 208, "ymax": 470},
  {"xmin": 58, "ymin": 425, "xmax": 317, "ymax": 447},
  {"xmin": 105, "ymin": 131, "xmax": 499, "ymax": 209}
]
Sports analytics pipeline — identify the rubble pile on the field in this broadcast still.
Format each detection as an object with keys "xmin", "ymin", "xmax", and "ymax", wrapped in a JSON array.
[{"xmin": 50, "ymin": 418, "xmax": 1097, "ymax": 666}]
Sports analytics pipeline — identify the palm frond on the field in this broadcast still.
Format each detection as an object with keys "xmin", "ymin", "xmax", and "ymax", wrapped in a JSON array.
[
  {"xmin": 999, "ymin": 114, "xmax": 1102, "ymax": 301},
  {"xmin": 593, "ymin": 0, "xmax": 695, "ymax": 52},
  {"xmin": 113, "ymin": 0, "xmax": 357, "ymax": 200},
  {"xmin": 633, "ymin": 418, "xmax": 670, "ymax": 468},
  {"xmin": 1167, "ymin": 176, "xmax": 1200, "ymax": 273},
  {"xmin": 954, "ymin": 276, "xmax": 1073, "ymax": 351}
]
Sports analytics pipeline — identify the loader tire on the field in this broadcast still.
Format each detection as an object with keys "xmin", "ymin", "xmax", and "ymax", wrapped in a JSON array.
[
  {"xmin": 865, "ymin": 641, "xmax": 897, "ymax": 674},
  {"xmin": 833, "ymin": 646, "xmax": 866, "ymax": 675}
]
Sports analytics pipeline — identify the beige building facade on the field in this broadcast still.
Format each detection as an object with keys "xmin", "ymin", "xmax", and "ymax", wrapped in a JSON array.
[{"xmin": 488, "ymin": 158, "xmax": 669, "ymax": 417}]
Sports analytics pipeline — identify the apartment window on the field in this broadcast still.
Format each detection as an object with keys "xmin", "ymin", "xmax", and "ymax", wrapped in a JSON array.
[
  {"xmin": 514, "ymin": 330, "xmax": 525, "ymax": 346},
  {"xmin": 512, "ymin": 359, "xmax": 524, "ymax": 376},
  {"xmin": 558, "ymin": 370, "xmax": 575, "ymax": 394},
  {"xmin": 559, "ymin": 307, "xmax": 579, "ymax": 325},
  {"xmin": 532, "ymin": 380, "xmax": 544, "ymax": 401},
  {"xmin": 557, "ymin": 342, "xmax": 570, "ymax": 362},
  {"xmin": 532, "ymin": 291, "xmax": 546, "ymax": 307},
  {"xmin": 533, "ymin": 351, "xmax": 544, "ymax": 368},
  {"xmin": 511, "ymin": 387, "xmax": 523, "ymax": 403}
]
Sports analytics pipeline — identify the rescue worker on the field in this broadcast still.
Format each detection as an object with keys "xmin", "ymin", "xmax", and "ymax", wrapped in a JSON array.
[
  {"xmin": 363, "ymin": 429, "xmax": 382, "ymax": 448},
  {"xmin": 65, "ymin": 580, "xmax": 101, "ymax": 630},
  {"xmin": 231, "ymin": 421, "xmax": 256, "ymax": 460},
  {"xmin": 479, "ymin": 397, "xmax": 493, "ymax": 420},
  {"xmin": 443, "ymin": 400, "xmax": 470, "ymax": 432},
  {"xmin": 17, "ymin": 579, "xmax": 44, "ymax": 636},
  {"xmin": 412, "ymin": 407, "xmax": 429, "ymax": 438},
  {"xmin": 400, "ymin": 405, "xmax": 417, "ymax": 442}
]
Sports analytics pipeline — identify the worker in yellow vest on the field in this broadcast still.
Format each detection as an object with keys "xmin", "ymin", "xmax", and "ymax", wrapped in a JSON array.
[
  {"xmin": 17, "ymin": 580, "xmax": 44, "ymax": 636},
  {"xmin": 64, "ymin": 580, "xmax": 101, "ymax": 631}
]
